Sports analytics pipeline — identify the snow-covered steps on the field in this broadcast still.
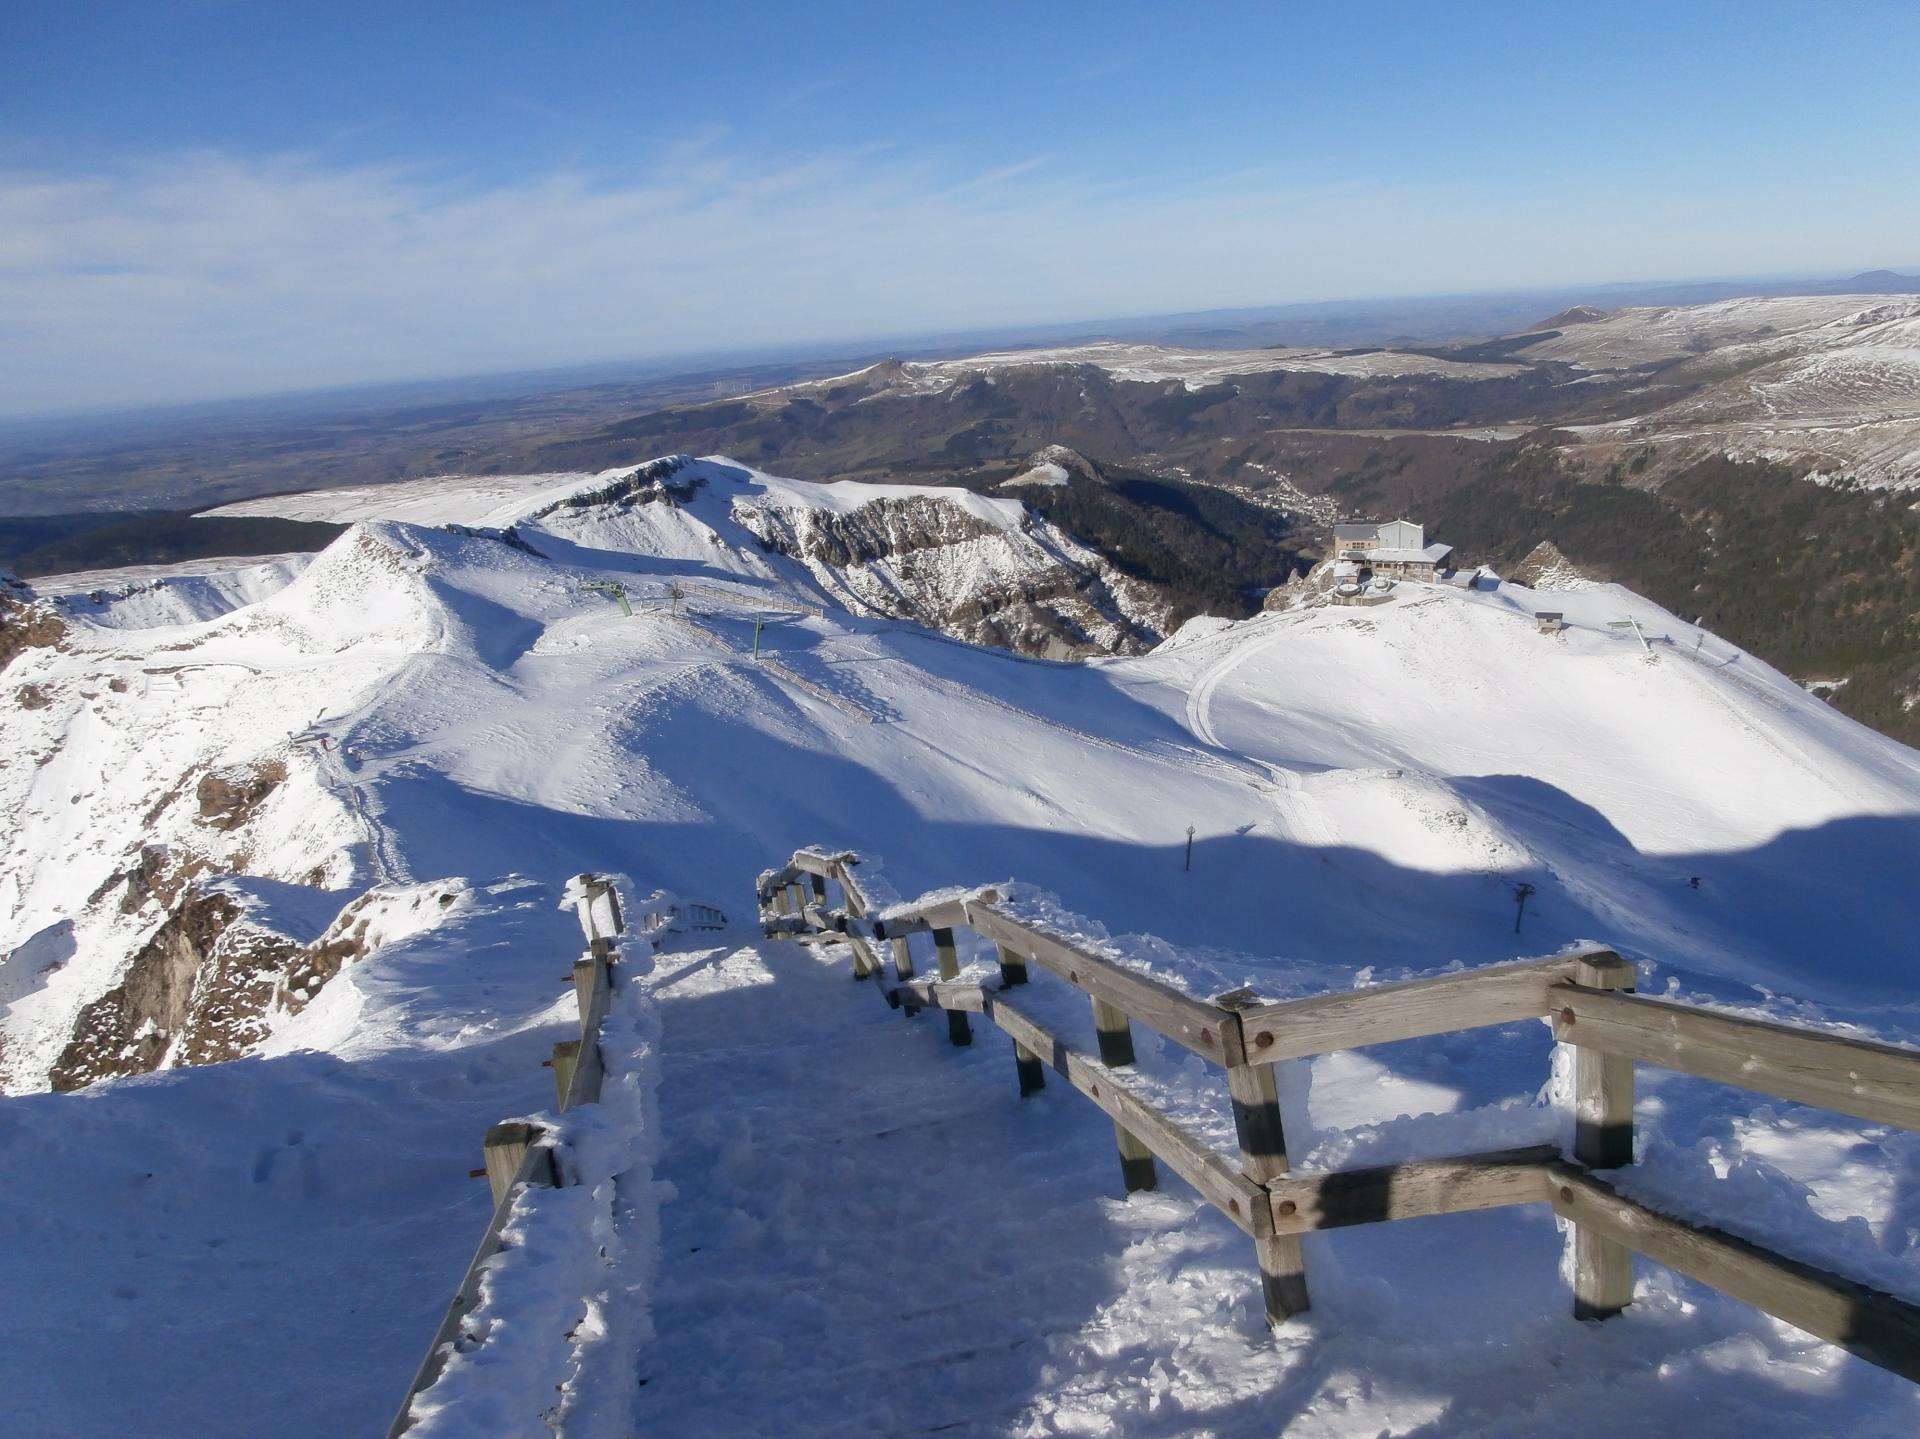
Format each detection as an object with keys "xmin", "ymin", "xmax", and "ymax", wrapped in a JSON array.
[{"xmin": 631, "ymin": 937, "xmax": 1273, "ymax": 1437}]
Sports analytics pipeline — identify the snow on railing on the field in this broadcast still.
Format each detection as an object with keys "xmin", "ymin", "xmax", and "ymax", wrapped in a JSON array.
[
  {"xmin": 761, "ymin": 844, "xmax": 1920, "ymax": 1385},
  {"xmin": 387, "ymin": 872, "xmax": 714, "ymax": 1436}
]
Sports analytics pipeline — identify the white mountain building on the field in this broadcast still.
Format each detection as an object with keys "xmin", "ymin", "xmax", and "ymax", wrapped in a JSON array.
[{"xmin": 1331, "ymin": 518, "xmax": 1455, "ymax": 579}]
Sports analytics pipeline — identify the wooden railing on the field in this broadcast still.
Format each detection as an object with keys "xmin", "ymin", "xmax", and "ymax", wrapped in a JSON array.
[
  {"xmin": 386, "ymin": 874, "xmax": 631, "ymax": 1438},
  {"xmin": 758, "ymin": 846, "xmax": 1920, "ymax": 1383}
]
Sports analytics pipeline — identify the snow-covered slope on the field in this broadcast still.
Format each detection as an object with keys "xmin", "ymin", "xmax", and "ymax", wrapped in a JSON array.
[
  {"xmin": 772, "ymin": 340, "xmax": 1528, "ymax": 398},
  {"xmin": 1515, "ymin": 294, "xmax": 1894, "ymax": 370},
  {"xmin": 1530, "ymin": 294, "xmax": 1920, "ymax": 486},
  {"xmin": 35, "ymin": 553, "xmax": 312, "ymax": 629},
  {"xmin": 213, "ymin": 455, "xmax": 1171, "ymax": 657},
  {"xmin": 6, "ymin": 458, "xmax": 1920, "ymax": 1435}
]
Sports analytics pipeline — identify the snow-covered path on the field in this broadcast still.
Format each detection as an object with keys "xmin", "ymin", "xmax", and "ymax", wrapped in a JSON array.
[{"xmin": 633, "ymin": 936, "xmax": 1283, "ymax": 1437}]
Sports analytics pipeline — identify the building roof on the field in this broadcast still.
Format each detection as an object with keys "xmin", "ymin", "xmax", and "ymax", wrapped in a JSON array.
[
  {"xmin": 1363, "ymin": 541, "xmax": 1454, "ymax": 565},
  {"xmin": 1333, "ymin": 523, "xmax": 1378, "ymax": 543}
]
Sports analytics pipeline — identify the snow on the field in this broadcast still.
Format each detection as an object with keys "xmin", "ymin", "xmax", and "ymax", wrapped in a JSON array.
[
  {"xmin": 35, "ymin": 553, "xmax": 312, "ymax": 628},
  {"xmin": 777, "ymin": 340, "xmax": 1527, "ymax": 400},
  {"xmin": 0, "ymin": 878, "xmax": 607, "ymax": 1437},
  {"xmin": 1515, "ymin": 294, "xmax": 1908, "ymax": 370},
  {"xmin": 209, "ymin": 457, "xmax": 1031, "ymax": 535},
  {"xmin": 208, "ymin": 455, "xmax": 1169, "ymax": 658},
  {"xmin": 1003, "ymin": 459, "xmax": 1072, "ymax": 488},
  {"xmin": 7, "ymin": 458, "xmax": 1920, "ymax": 1434},
  {"xmin": 1357, "ymin": 543, "xmax": 1450, "ymax": 564},
  {"xmin": 1532, "ymin": 294, "xmax": 1920, "ymax": 488}
]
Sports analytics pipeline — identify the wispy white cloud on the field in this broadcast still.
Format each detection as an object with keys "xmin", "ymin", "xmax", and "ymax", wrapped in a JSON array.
[{"xmin": 0, "ymin": 141, "xmax": 1913, "ymax": 417}]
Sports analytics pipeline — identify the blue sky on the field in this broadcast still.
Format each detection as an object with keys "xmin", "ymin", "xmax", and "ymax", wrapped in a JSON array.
[{"xmin": 3, "ymin": 1, "xmax": 1918, "ymax": 415}]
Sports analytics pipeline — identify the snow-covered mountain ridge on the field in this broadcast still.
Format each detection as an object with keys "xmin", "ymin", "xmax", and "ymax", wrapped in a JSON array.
[
  {"xmin": 10, "ymin": 454, "xmax": 1920, "ymax": 1085},
  {"xmin": 692, "ymin": 292, "xmax": 1920, "ymax": 489},
  {"xmin": 1539, "ymin": 294, "xmax": 1920, "ymax": 486},
  {"xmin": 4, "ymin": 455, "xmax": 1919, "ymax": 1434},
  {"xmin": 210, "ymin": 456, "xmax": 1172, "ymax": 657}
]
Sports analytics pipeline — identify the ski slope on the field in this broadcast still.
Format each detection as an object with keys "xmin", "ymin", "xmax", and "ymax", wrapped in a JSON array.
[{"xmin": 5, "ymin": 457, "xmax": 1920, "ymax": 1435}]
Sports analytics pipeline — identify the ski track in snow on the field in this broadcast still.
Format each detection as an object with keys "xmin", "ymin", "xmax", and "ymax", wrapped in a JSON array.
[{"xmin": 1183, "ymin": 613, "xmax": 1339, "ymax": 845}]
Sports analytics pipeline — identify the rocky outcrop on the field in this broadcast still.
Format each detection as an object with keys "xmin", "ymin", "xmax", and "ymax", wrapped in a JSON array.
[
  {"xmin": 276, "ymin": 891, "xmax": 382, "ymax": 1013},
  {"xmin": 732, "ymin": 492, "xmax": 1004, "ymax": 568},
  {"xmin": 50, "ymin": 888, "xmax": 250, "ymax": 1089},
  {"xmin": 0, "ymin": 587, "xmax": 66, "ymax": 673},
  {"xmin": 196, "ymin": 761, "xmax": 288, "ymax": 831},
  {"xmin": 47, "ymin": 876, "xmax": 375, "ymax": 1090},
  {"xmin": 524, "ymin": 454, "xmax": 702, "ymax": 521},
  {"xmin": 731, "ymin": 492, "xmax": 1167, "ymax": 658},
  {"xmin": 1509, "ymin": 540, "xmax": 1592, "ymax": 590},
  {"xmin": 94, "ymin": 843, "xmax": 211, "ymax": 916}
]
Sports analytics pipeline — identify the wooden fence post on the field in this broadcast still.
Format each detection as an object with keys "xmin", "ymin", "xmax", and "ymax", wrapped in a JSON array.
[
  {"xmin": 572, "ymin": 955, "xmax": 600, "ymax": 1026},
  {"xmin": 1013, "ymin": 1041, "xmax": 1046, "ymax": 1096},
  {"xmin": 1214, "ymin": 990, "xmax": 1309, "ymax": 1323},
  {"xmin": 996, "ymin": 942, "xmax": 1029, "ymax": 988},
  {"xmin": 1227, "ymin": 1059, "xmax": 1310, "ymax": 1322},
  {"xmin": 1091, "ymin": 996, "xmax": 1156, "ymax": 1192},
  {"xmin": 891, "ymin": 937, "xmax": 921, "ymax": 1015},
  {"xmin": 550, "ymin": 1040, "xmax": 580, "ymax": 1109},
  {"xmin": 1567, "ymin": 951, "xmax": 1636, "ymax": 1319},
  {"xmin": 1090, "ymin": 997, "xmax": 1134, "ymax": 1067},
  {"xmin": 934, "ymin": 928, "xmax": 970, "ymax": 1045},
  {"xmin": 481, "ymin": 1120, "xmax": 555, "ymax": 1207}
]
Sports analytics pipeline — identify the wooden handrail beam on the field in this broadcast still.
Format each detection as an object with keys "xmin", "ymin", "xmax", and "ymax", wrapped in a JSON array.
[
  {"xmin": 1235, "ymin": 950, "xmax": 1612, "ymax": 1064},
  {"xmin": 789, "ymin": 850, "xmax": 852, "ymax": 881},
  {"xmin": 870, "ymin": 888, "xmax": 998, "ymax": 940},
  {"xmin": 981, "ymin": 991, "xmax": 1271, "ymax": 1235},
  {"xmin": 1547, "ymin": 1160, "xmax": 1920, "ymax": 1382},
  {"xmin": 1550, "ymin": 985, "xmax": 1920, "ymax": 1133},
  {"xmin": 1265, "ymin": 1146, "xmax": 1555, "ymax": 1235},
  {"xmin": 885, "ymin": 977, "xmax": 987, "ymax": 1014},
  {"xmin": 964, "ymin": 901, "xmax": 1236, "ymax": 1066},
  {"xmin": 389, "ymin": 1128, "xmax": 558, "ymax": 1437},
  {"xmin": 766, "ymin": 844, "xmax": 1920, "ymax": 1384}
]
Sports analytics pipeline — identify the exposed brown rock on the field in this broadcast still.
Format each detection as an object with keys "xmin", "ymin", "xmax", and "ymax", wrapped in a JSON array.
[
  {"xmin": 731, "ymin": 492, "xmax": 1162, "ymax": 658},
  {"xmin": 277, "ymin": 895, "xmax": 377, "ymax": 1014},
  {"xmin": 195, "ymin": 760, "xmax": 288, "ymax": 831},
  {"xmin": 50, "ymin": 890, "xmax": 243, "ymax": 1090},
  {"xmin": 94, "ymin": 843, "xmax": 212, "ymax": 916},
  {"xmin": 1509, "ymin": 539, "xmax": 1592, "ymax": 590},
  {"xmin": 172, "ymin": 919, "xmax": 304, "ymax": 1068},
  {"xmin": 51, "ymin": 876, "xmax": 362, "ymax": 1090},
  {"xmin": 0, "ymin": 592, "xmax": 66, "ymax": 673},
  {"xmin": 16, "ymin": 683, "xmax": 51, "ymax": 709}
]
